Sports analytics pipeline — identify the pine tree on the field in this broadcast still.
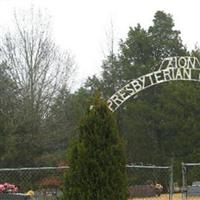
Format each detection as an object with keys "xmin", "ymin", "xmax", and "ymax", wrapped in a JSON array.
[{"xmin": 63, "ymin": 95, "xmax": 127, "ymax": 200}]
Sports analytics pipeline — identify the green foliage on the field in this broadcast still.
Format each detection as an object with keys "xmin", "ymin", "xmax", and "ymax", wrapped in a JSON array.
[
  {"xmin": 39, "ymin": 87, "xmax": 93, "ymax": 165},
  {"xmin": 1, "ymin": 8, "xmax": 200, "ymax": 183},
  {"xmin": 82, "ymin": 10, "xmax": 200, "ymax": 184},
  {"xmin": 116, "ymin": 10, "xmax": 188, "ymax": 167},
  {"xmin": 149, "ymin": 11, "xmax": 186, "ymax": 60},
  {"xmin": 63, "ymin": 95, "xmax": 127, "ymax": 200},
  {"xmin": 0, "ymin": 63, "xmax": 20, "ymax": 166},
  {"xmin": 0, "ymin": 9, "xmax": 75, "ymax": 167}
]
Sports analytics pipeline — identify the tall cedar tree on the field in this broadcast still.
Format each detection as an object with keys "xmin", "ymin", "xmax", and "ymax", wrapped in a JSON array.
[{"xmin": 63, "ymin": 95, "xmax": 127, "ymax": 200}]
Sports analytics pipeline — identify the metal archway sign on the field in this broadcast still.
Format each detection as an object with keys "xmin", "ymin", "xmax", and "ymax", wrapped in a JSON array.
[{"xmin": 107, "ymin": 56, "xmax": 200, "ymax": 112}]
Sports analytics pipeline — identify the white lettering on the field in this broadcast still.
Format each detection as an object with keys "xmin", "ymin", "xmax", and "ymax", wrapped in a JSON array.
[
  {"xmin": 118, "ymin": 88, "xmax": 129, "ymax": 101},
  {"xmin": 125, "ymin": 83, "xmax": 135, "ymax": 95},
  {"xmin": 154, "ymin": 71, "xmax": 163, "ymax": 83},
  {"xmin": 175, "ymin": 68, "xmax": 183, "ymax": 79},
  {"xmin": 174, "ymin": 57, "xmax": 178, "ymax": 68},
  {"xmin": 145, "ymin": 74, "xmax": 154, "ymax": 85},
  {"xmin": 107, "ymin": 100, "xmax": 114, "ymax": 112},
  {"xmin": 110, "ymin": 94, "xmax": 123, "ymax": 107},
  {"xmin": 130, "ymin": 80, "xmax": 142, "ymax": 93},
  {"xmin": 163, "ymin": 69, "xmax": 172, "ymax": 81},
  {"xmin": 166, "ymin": 57, "xmax": 174, "ymax": 68},
  {"xmin": 188, "ymin": 57, "xmax": 196, "ymax": 69},
  {"xmin": 138, "ymin": 76, "xmax": 146, "ymax": 89},
  {"xmin": 178, "ymin": 57, "xmax": 187, "ymax": 68},
  {"xmin": 183, "ymin": 68, "xmax": 191, "ymax": 80},
  {"xmin": 107, "ymin": 57, "xmax": 200, "ymax": 112},
  {"xmin": 171, "ymin": 68, "xmax": 175, "ymax": 79},
  {"xmin": 195, "ymin": 57, "xmax": 200, "ymax": 68}
]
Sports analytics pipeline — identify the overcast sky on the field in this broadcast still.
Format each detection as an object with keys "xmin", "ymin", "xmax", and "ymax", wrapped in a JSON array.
[{"xmin": 0, "ymin": 0, "xmax": 199, "ymax": 90}]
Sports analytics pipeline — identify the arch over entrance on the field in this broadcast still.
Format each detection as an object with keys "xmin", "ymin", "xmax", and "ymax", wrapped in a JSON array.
[{"xmin": 107, "ymin": 56, "xmax": 200, "ymax": 112}]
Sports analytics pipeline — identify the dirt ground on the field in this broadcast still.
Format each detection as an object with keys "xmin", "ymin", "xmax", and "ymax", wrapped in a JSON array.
[{"xmin": 128, "ymin": 193, "xmax": 197, "ymax": 200}]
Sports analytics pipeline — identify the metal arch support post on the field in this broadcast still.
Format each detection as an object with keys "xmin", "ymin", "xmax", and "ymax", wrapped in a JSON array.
[
  {"xmin": 169, "ymin": 165, "xmax": 173, "ymax": 200},
  {"xmin": 182, "ymin": 162, "xmax": 187, "ymax": 200}
]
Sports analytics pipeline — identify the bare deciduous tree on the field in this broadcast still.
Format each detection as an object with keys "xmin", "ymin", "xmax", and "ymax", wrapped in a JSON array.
[{"xmin": 0, "ymin": 8, "xmax": 75, "ymax": 119}]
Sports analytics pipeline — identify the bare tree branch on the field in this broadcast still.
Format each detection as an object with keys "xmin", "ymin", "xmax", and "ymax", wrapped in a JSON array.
[{"xmin": 0, "ymin": 8, "xmax": 75, "ymax": 119}]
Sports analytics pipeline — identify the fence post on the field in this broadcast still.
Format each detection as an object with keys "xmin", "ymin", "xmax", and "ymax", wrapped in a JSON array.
[
  {"xmin": 169, "ymin": 165, "xmax": 173, "ymax": 200},
  {"xmin": 182, "ymin": 162, "xmax": 186, "ymax": 200}
]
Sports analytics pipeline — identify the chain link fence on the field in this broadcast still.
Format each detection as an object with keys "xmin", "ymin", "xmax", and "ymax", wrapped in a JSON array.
[
  {"xmin": 126, "ymin": 164, "xmax": 173, "ymax": 200},
  {"xmin": 182, "ymin": 163, "xmax": 200, "ymax": 200},
  {"xmin": 0, "ymin": 166, "xmax": 68, "ymax": 199},
  {"xmin": 0, "ymin": 164, "xmax": 187, "ymax": 200}
]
